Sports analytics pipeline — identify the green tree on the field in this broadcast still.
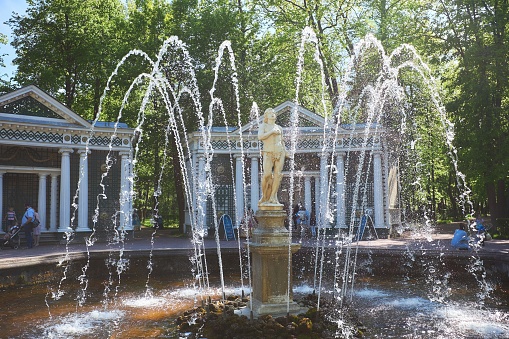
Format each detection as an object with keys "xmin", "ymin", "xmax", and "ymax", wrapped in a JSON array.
[
  {"xmin": 120, "ymin": 0, "xmax": 261, "ymax": 230},
  {"xmin": 7, "ymin": 0, "xmax": 126, "ymax": 117},
  {"xmin": 431, "ymin": 0, "xmax": 509, "ymax": 219},
  {"xmin": 0, "ymin": 33, "xmax": 14, "ymax": 93},
  {"xmin": 254, "ymin": 0, "xmax": 362, "ymax": 112}
]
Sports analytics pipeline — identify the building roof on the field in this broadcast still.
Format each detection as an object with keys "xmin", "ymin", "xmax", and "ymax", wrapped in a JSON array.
[{"xmin": 0, "ymin": 85, "xmax": 133, "ymax": 150}]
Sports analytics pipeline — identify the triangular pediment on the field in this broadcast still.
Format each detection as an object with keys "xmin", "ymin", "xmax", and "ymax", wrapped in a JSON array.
[
  {"xmin": 0, "ymin": 85, "xmax": 91, "ymax": 128},
  {"xmin": 0, "ymin": 96, "xmax": 63, "ymax": 119},
  {"xmin": 273, "ymin": 101, "xmax": 325, "ymax": 128},
  {"xmin": 238, "ymin": 101, "xmax": 327, "ymax": 134}
]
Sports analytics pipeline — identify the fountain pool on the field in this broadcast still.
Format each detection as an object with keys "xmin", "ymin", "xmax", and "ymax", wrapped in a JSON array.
[
  {"xmin": 0, "ymin": 243, "xmax": 508, "ymax": 338},
  {"xmin": 1, "ymin": 26, "xmax": 507, "ymax": 338}
]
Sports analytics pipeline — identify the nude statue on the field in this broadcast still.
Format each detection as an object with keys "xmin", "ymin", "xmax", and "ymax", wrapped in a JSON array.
[{"xmin": 258, "ymin": 108, "xmax": 287, "ymax": 206}]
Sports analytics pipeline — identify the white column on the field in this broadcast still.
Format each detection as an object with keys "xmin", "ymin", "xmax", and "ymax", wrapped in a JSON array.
[
  {"xmin": 59, "ymin": 148, "xmax": 73, "ymax": 231},
  {"xmin": 38, "ymin": 173, "xmax": 48, "ymax": 232},
  {"xmin": 50, "ymin": 174, "xmax": 58, "ymax": 232},
  {"xmin": 197, "ymin": 155, "xmax": 207, "ymax": 235},
  {"xmin": 373, "ymin": 151, "xmax": 384, "ymax": 228},
  {"xmin": 336, "ymin": 152, "xmax": 346, "ymax": 228},
  {"xmin": 191, "ymin": 153, "xmax": 198, "ymax": 227},
  {"xmin": 384, "ymin": 148, "xmax": 392, "ymax": 231},
  {"xmin": 319, "ymin": 153, "xmax": 329, "ymax": 228},
  {"xmin": 119, "ymin": 151, "xmax": 133, "ymax": 231},
  {"xmin": 183, "ymin": 157, "xmax": 192, "ymax": 234},
  {"xmin": 0, "ymin": 172, "xmax": 3, "ymax": 234},
  {"xmin": 314, "ymin": 176, "xmax": 320, "ymax": 222},
  {"xmin": 128, "ymin": 154, "xmax": 134, "ymax": 230},
  {"xmin": 304, "ymin": 176, "xmax": 311, "ymax": 211},
  {"xmin": 250, "ymin": 156, "xmax": 259, "ymax": 213},
  {"xmin": 76, "ymin": 150, "xmax": 90, "ymax": 232},
  {"xmin": 235, "ymin": 154, "xmax": 244, "ymax": 227}
]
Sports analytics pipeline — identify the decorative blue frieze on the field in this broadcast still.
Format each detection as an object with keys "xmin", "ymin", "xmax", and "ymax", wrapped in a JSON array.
[
  {"xmin": 0, "ymin": 128, "xmax": 63, "ymax": 143},
  {"xmin": 342, "ymin": 136, "xmax": 375, "ymax": 148},
  {"xmin": 0, "ymin": 128, "xmax": 124, "ymax": 147},
  {"xmin": 89, "ymin": 135, "xmax": 123, "ymax": 147}
]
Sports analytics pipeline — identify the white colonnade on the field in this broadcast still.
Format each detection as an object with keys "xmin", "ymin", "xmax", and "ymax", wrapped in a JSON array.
[{"xmin": 0, "ymin": 148, "xmax": 134, "ymax": 234}]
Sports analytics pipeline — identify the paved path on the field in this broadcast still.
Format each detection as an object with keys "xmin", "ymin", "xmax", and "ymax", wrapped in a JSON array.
[{"xmin": 1, "ymin": 228, "xmax": 508, "ymax": 270}]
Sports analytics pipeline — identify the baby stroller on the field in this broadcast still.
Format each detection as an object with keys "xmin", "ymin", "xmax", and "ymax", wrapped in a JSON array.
[{"xmin": 2, "ymin": 225, "xmax": 21, "ymax": 249}]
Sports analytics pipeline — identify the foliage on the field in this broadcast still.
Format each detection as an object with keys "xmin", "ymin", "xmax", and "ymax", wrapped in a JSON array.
[
  {"xmin": 0, "ymin": 33, "xmax": 6, "ymax": 68},
  {"xmin": 0, "ymin": 33, "xmax": 14, "ymax": 93},
  {"xmin": 429, "ymin": 0, "xmax": 509, "ymax": 218},
  {"xmin": 7, "ymin": 0, "xmax": 126, "ymax": 118},
  {"xmin": 5, "ymin": 0, "xmax": 508, "ymax": 225},
  {"xmin": 493, "ymin": 218, "xmax": 509, "ymax": 239}
]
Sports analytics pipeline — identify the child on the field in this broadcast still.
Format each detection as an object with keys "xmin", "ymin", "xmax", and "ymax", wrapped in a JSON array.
[{"xmin": 3, "ymin": 206, "xmax": 17, "ymax": 232}]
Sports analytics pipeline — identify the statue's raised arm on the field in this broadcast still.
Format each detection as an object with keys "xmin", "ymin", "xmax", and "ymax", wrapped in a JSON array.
[{"xmin": 258, "ymin": 108, "xmax": 286, "ymax": 207}]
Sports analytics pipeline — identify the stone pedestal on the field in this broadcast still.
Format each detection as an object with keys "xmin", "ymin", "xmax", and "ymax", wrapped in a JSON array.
[{"xmin": 249, "ymin": 206, "xmax": 302, "ymax": 317}]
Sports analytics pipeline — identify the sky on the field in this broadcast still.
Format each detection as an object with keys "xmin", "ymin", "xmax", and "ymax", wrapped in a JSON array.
[{"xmin": 0, "ymin": 0, "xmax": 28, "ymax": 78}]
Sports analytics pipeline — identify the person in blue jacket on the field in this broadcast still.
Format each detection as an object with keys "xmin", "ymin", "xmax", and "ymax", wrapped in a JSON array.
[
  {"xmin": 475, "ymin": 214, "xmax": 487, "ymax": 246},
  {"xmin": 451, "ymin": 223, "xmax": 469, "ymax": 250}
]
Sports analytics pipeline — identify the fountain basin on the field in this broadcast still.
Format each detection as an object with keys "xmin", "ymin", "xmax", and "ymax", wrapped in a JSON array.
[{"xmin": 1, "ymin": 235, "xmax": 508, "ymax": 338}]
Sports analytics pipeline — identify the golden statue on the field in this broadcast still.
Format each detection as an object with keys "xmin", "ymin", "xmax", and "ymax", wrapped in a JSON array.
[{"xmin": 258, "ymin": 108, "xmax": 287, "ymax": 206}]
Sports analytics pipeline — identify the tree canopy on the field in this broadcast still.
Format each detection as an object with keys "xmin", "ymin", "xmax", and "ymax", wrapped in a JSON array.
[{"xmin": 3, "ymin": 0, "xmax": 509, "ymax": 224}]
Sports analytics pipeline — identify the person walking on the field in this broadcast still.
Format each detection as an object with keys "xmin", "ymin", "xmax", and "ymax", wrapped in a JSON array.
[
  {"xmin": 21, "ymin": 202, "xmax": 35, "ymax": 249},
  {"xmin": 3, "ymin": 206, "xmax": 17, "ymax": 232},
  {"xmin": 309, "ymin": 211, "xmax": 317, "ymax": 238},
  {"xmin": 33, "ymin": 208, "xmax": 41, "ymax": 247},
  {"xmin": 297, "ymin": 206, "xmax": 310, "ymax": 238}
]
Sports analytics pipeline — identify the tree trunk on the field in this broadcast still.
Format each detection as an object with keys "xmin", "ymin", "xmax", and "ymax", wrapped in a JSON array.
[
  {"xmin": 486, "ymin": 181, "xmax": 497, "ymax": 219},
  {"xmin": 447, "ymin": 170, "xmax": 458, "ymax": 219},
  {"xmin": 153, "ymin": 131, "xmax": 161, "ymax": 217},
  {"xmin": 497, "ymin": 179, "xmax": 507, "ymax": 218}
]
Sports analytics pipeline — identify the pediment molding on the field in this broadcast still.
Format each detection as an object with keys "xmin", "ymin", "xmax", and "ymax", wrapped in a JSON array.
[{"xmin": 0, "ymin": 85, "xmax": 91, "ymax": 128}]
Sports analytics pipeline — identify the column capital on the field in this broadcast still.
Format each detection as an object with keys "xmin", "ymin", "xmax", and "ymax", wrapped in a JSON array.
[
  {"xmin": 59, "ymin": 148, "xmax": 74, "ymax": 154},
  {"xmin": 233, "ymin": 153, "xmax": 244, "ymax": 159},
  {"xmin": 373, "ymin": 150, "xmax": 383, "ymax": 156},
  {"xmin": 119, "ymin": 151, "xmax": 131, "ymax": 157},
  {"xmin": 77, "ymin": 149, "xmax": 91, "ymax": 155},
  {"xmin": 39, "ymin": 173, "xmax": 49, "ymax": 178}
]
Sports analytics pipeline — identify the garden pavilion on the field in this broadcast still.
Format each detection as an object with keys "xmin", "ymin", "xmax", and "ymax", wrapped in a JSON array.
[
  {"xmin": 0, "ymin": 85, "xmax": 134, "ymax": 239},
  {"xmin": 186, "ymin": 101, "xmax": 401, "ymax": 235}
]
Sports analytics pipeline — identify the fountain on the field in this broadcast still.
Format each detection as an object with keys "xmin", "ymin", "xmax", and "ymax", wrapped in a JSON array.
[
  {"xmin": 0, "ymin": 27, "xmax": 508, "ymax": 338},
  {"xmin": 249, "ymin": 107, "xmax": 302, "ymax": 317}
]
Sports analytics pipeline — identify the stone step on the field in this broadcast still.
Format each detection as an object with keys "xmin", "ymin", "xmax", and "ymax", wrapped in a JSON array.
[
  {"xmin": 12, "ymin": 231, "xmax": 62, "ymax": 245},
  {"xmin": 39, "ymin": 232, "xmax": 62, "ymax": 244}
]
